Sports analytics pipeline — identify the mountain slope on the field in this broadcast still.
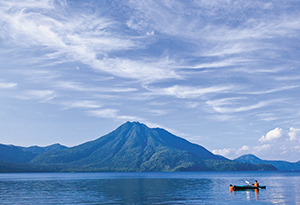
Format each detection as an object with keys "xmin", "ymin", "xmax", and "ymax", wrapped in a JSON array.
[
  {"xmin": 21, "ymin": 143, "xmax": 68, "ymax": 155},
  {"xmin": 0, "ymin": 143, "xmax": 67, "ymax": 163},
  {"xmin": 0, "ymin": 144, "xmax": 36, "ymax": 163},
  {"xmin": 31, "ymin": 122, "xmax": 276, "ymax": 172},
  {"xmin": 0, "ymin": 160, "xmax": 61, "ymax": 173},
  {"xmin": 234, "ymin": 154, "xmax": 300, "ymax": 171}
]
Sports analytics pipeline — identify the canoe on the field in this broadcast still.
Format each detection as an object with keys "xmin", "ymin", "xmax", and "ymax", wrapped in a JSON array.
[{"xmin": 233, "ymin": 185, "xmax": 266, "ymax": 191}]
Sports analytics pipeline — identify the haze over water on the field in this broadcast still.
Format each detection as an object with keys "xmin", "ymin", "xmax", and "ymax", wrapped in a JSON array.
[{"xmin": 0, "ymin": 171, "xmax": 299, "ymax": 204}]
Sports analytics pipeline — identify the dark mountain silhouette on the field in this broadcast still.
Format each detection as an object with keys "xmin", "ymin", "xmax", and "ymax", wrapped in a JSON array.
[
  {"xmin": 31, "ymin": 122, "xmax": 276, "ymax": 172},
  {"xmin": 234, "ymin": 154, "xmax": 300, "ymax": 171}
]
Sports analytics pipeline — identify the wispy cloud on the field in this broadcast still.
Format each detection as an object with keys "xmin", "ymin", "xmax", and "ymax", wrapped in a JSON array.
[
  {"xmin": 15, "ymin": 89, "xmax": 56, "ymax": 101},
  {"xmin": 0, "ymin": 80, "xmax": 18, "ymax": 88},
  {"xmin": 62, "ymin": 100, "xmax": 102, "ymax": 110},
  {"xmin": 53, "ymin": 81, "xmax": 137, "ymax": 93},
  {"xmin": 206, "ymin": 97, "xmax": 246, "ymax": 108},
  {"xmin": 240, "ymin": 86, "xmax": 298, "ymax": 95},
  {"xmin": 94, "ymin": 57, "xmax": 180, "ymax": 82},
  {"xmin": 0, "ymin": 0, "xmax": 180, "ymax": 83},
  {"xmin": 212, "ymin": 148, "xmax": 236, "ymax": 157},
  {"xmin": 256, "ymin": 113, "xmax": 279, "ymax": 122},
  {"xmin": 145, "ymin": 85, "xmax": 234, "ymax": 99},
  {"xmin": 207, "ymin": 99, "xmax": 276, "ymax": 114},
  {"xmin": 15, "ymin": 69, "xmax": 61, "ymax": 83},
  {"xmin": 288, "ymin": 127, "xmax": 300, "ymax": 142},
  {"xmin": 189, "ymin": 58, "xmax": 249, "ymax": 69},
  {"xmin": 127, "ymin": 0, "xmax": 300, "ymax": 77},
  {"xmin": 88, "ymin": 109, "xmax": 143, "ymax": 122}
]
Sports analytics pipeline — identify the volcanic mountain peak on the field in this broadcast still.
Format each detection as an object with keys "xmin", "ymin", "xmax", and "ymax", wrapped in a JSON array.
[{"xmin": 21, "ymin": 121, "xmax": 278, "ymax": 172}]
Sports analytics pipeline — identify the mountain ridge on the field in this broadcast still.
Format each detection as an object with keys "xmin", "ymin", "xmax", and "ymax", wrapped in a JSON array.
[
  {"xmin": 234, "ymin": 154, "xmax": 300, "ymax": 171},
  {"xmin": 1, "ymin": 122, "xmax": 277, "ymax": 172},
  {"xmin": 30, "ymin": 121, "xmax": 276, "ymax": 172},
  {"xmin": 0, "ymin": 143, "xmax": 67, "ymax": 163},
  {"xmin": 32, "ymin": 121, "xmax": 223, "ymax": 171},
  {"xmin": 21, "ymin": 143, "xmax": 68, "ymax": 155}
]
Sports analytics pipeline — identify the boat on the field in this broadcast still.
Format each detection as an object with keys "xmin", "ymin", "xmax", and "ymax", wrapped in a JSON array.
[{"xmin": 233, "ymin": 185, "xmax": 266, "ymax": 191}]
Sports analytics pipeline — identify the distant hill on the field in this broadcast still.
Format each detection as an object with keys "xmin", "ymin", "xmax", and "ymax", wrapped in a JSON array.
[
  {"xmin": 234, "ymin": 154, "xmax": 300, "ymax": 171},
  {"xmin": 20, "ymin": 143, "xmax": 68, "ymax": 155},
  {"xmin": 0, "ymin": 143, "xmax": 67, "ymax": 163},
  {"xmin": 31, "ymin": 122, "xmax": 276, "ymax": 172},
  {"xmin": 0, "ymin": 144, "xmax": 36, "ymax": 163}
]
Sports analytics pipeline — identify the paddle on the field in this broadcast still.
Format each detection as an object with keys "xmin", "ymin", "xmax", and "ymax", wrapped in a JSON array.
[{"xmin": 245, "ymin": 181, "xmax": 255, "ymax": 186}]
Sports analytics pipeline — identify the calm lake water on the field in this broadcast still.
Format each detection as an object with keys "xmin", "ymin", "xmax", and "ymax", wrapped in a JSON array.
[{"xmin": 0, "ymin": 171, "xmax": 299, "ymax": 204}]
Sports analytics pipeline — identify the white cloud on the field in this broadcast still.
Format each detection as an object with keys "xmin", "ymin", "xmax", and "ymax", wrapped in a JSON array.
[
  {"xmin": 241, "ymin": 85, "xmax": 298, "ymax": 95},
  {"xmin": 215, "ymin": 127, "xmax": 300, "ymax": 160},
  {"xmin": 53, "ymin": 81, "xmax": 137, "ymax": 93},
  {"xmin": 191, "ymin": 58, "xmax": 247, "ymax": 69},
  {"xmin": 259, "ymin": 127, "xmax": 283, "ymax": 142},
  {"xmin": 206, "ymin": 97, "xmax": 245, "ymax": 108},
  {"xmin": 212, "ymin": 148, "xmax": 235, "ymax": 156},
  {"xmin": 254, "ymin": 144, "xmax": 272, "ymax": 152},
  {"xmin": 288, "ymin": 127, "xmax": 300, "ymax": 141},
  {"xmin": 52, "ymin": 82, "xmax": 86, "ymax": 92},
  {"xmin": 62, "ymin": 101, "xmax": 102, "ymax": 109},
  {"xmin": 0, "ymin": 81, "xmax": 18, "ymax": 88},
  {"xmin": 145, "ymin": 85, "xmax": 234, "ymax": 99},
  {"xmin": 93, "ymin": 57, "xmax": 180, "ymax": 82},
  {"xmin": 147, "ymin": 109, "xmax": 168, "ymax": 116},
  {"xmin": 14, "ymin": 69, "xmax": 61, "ymax": 83},
  {"xmin": 203, "ymin": 43, "xmax": 256, "ymax": 57},
  {"xmin": 256, "ymin": 113, "xmax": 278, "ymax": 122},
  {"xmin": 15, "ymin": 89, "xmax": 57, "ymax": 101},
  {"xmin": 209, "ymin": 114, "xmax": 236, "ymax": 122},
  {"xmin": 185, "ymin": 101, "xmax": 199, "ymax": 109},
  {"xmin": 128, "ymin": 1, "xmax": 300, "ymax": 42},
  {"xmin": 238, "ymin": 145, "xmax": 250, "ymax": 152},
  {"xmin": 88, "ymin": 109, "xmax": 121, "ymax": 118},
  {"xmin": 209, "ymin": 99, "xmax": 274, "ymax": 114},
  {"xmin": 1, "ymin": 0, "xmax": 171, "ymax": 82},
  {"xmin": 88, "ymin": 109, "xmax": 143, "ymax": 122},
  {"xmin": 213, "ymin": 145, "xmax": 250, "ymax": 159}
]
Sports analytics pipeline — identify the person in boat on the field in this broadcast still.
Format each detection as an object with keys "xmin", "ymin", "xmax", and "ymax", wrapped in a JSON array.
[
  {"xmin": 229, "ymin": 184, "xmax": 234, "ymax": 192},
  {"xmin": 252, "ymin": 180, "xmax": 259, "ymax": 187}
]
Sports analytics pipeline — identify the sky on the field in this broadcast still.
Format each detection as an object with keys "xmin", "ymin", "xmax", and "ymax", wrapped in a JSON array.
[{"xmin": 1, "ymin": 0, "xmax": 300, "ymax": 162}]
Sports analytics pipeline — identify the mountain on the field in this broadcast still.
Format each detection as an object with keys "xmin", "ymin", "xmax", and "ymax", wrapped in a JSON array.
[
  {"xmin": 234, "ymin": 154, "xmax": 300, "ymax": 171},
  {"xmin": 31, "ymin": 122, "xmax": 276, "ymax": 172},
  {"xmin": 20, "ymin": 143, "xmax": 68, "ymax": 155},
  {"xmin": 0, "ymin": 143, "xmax": 67, "ymax": 173},
  {"xmin": 0, "ymin": 143, "xmax": 67, "ymax": 163},
  {"xmin": 0, "ymin": 144, "xmax": 36, "ymax": 163},
  {"xmin": 0, "ymin": 160, "xmax": 60, "ymax": 173}
]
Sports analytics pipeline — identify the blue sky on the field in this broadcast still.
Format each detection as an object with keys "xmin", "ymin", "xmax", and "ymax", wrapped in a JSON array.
[{"xmin": 1, "ymin": 0, "xmax": 300, "ymax": 161}]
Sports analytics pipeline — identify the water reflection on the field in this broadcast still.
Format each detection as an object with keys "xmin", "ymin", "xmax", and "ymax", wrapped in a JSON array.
[
  {"xmin": 0, "ymin": 177, "xmax": 216, "ymax": 204},
  {"xmin": 255, "ymin": 188, "xmax": 259, "ymax": 200},
  {"xmin": 73, "ymin": 178, "xmax": 216, "ymax": 204}
]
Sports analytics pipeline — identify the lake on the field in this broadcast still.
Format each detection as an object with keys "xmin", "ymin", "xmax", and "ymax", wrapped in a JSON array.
[{"xmin": 0, "ymin": 171, "xmax": 299, "ymax": 204}]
